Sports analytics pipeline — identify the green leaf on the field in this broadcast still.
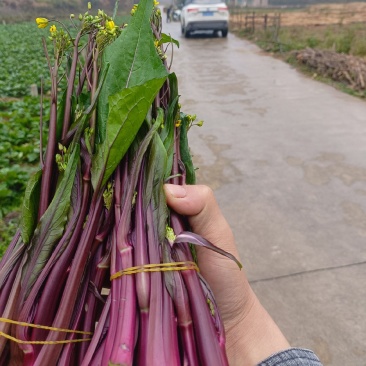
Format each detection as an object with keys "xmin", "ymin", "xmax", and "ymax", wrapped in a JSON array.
[
  {"xmin": 180, "ymin": 113, "xmax": 196, "ymax": 185},
  {"xmin": 160, "ymin": 73, "xmax": 178, "ymax": 144},
  {"xmin": 97, "ymin": 0, "xmax": 168, "ymax": 142},
  {"xmin": 21, "ymin": 145, "xmax": 80, "ymax": 296},
  {"xmin": 160, "ymin": 73, "xmax": 179, "ymax": 179},
  {"xmin": 145, "ymin": 118, "xmax": 167, "ymax": 210},
  {"xmin": 159, "ymin": 33, "xmax": 180, "ymax": 48},
  {"xmin": 146, "ymin": 133, "xmax": 169, "ymax": 243},
  {"xmin": 168, "ymin": 72, "xmax": 179, "ymax": 108},
  {"xmin": 92, "ymin": 79, "xmax": 166, "ymax": 189},
  {"xmin": 20, "ymin": 169, "xmax": 42, "ymax": 244}
]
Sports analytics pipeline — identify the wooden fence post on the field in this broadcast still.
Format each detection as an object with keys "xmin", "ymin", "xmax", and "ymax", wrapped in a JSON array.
[
  {"xmin": 30, "ymin": 84, "xmax": 38, "ymax": 97},
  {"xmin": 264, "ymin": 14, "xmax": 268, "ymax": 30},
  {"xmin": 252, "ymin": 12, "xmax": 255, "ymax": 33}
]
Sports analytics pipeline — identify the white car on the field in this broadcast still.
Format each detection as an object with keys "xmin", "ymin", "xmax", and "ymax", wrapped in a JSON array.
[
  {"xmin": 172, "ymin": 9, "xmax": 181, "ymax": 21},
  {"xmin": 180, "ymin": 0, "xmax": 229, "ymax": 38}
]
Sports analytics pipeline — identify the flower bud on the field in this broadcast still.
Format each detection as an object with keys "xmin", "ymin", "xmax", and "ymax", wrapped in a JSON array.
[{"xmin": 35, "ymin": 17, "xmax": 49, "ymax": 28}]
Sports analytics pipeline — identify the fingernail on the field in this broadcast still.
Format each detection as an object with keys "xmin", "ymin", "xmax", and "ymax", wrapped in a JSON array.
[{"xmin": 165, "ymin": 184, "xmax": 187, "ymax": 198}]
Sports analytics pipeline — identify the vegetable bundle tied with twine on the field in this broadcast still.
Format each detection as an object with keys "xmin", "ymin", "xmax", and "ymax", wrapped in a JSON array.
[{"xmin": 0, "ymin": 1, "xmax": 241, "ymax": 365}]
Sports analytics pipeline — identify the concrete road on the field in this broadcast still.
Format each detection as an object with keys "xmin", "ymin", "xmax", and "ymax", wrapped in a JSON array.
[{"xmin": 163, "ymin": 21, "xmax": 366, "ymax": 366}]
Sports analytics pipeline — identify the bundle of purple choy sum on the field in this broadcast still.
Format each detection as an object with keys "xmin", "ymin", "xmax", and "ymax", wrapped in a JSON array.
[{"xmin": 0, "ymin": 1, "xmax": 242, "ymax": 365}]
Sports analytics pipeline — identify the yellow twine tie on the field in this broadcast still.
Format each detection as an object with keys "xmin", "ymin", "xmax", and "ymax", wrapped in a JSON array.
[
  {"xmin": 0, "ymin": 262, "xmax": 199, "ymax": 344},
  {"xmin": 0, "ymin": 318, "xmax": 92, "ymax": 345},
  {"xmin": 110, "ymin": 261, "xmax": 199, "ymax": 281}
]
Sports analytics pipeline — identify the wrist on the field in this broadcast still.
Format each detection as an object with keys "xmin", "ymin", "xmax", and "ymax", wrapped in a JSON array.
[{"xmin": 225, "ymin": 289, "xmax": 290, "ymax": 366}]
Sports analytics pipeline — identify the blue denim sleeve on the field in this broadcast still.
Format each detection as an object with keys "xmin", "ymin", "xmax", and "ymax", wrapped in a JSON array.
[{"xmin": 257, "ymin": 348, "xmax": 323, "ymax": 366}]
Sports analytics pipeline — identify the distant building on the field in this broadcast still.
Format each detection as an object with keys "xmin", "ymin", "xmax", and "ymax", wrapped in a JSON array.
[
  {"xmin": 228, "ymin": 0, "xmax": 268, "ymax": 6},
  {"xmin": 250, "ymin": 0, "xmax": 268, "ymax": 6}
]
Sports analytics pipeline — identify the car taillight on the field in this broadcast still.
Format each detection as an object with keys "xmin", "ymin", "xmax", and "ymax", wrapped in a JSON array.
[
  {"xmin": 187, "ymin": 7, "xmax": 199, "ymax": 13},
  {"xmin": 218, "ymin": 6, "xmax": 228, "ymax": 11}
]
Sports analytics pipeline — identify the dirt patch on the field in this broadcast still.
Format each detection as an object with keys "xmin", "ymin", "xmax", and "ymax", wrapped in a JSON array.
[
  {"xmin": 294, "ymin": 47, "xmax": 366, "ymax": 91},
  {"xmin": 282, "ymin": 2, "xmax": 366, "ymax": 26},
  {"xmin": 230, "ymin": 2, "xmax": 366, "ymax": 28}
]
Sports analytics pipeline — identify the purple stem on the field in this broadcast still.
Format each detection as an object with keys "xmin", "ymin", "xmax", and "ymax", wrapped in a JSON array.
[
  {"xmin": 0, "ymin": 230, "xmax": 21, "ymax": 271},
  {"xmin": 198, "ymin": 274, "xmax": 226, "ymax": 351},
  {"xmin": 174, "ymin": 246, "xmax": 229, "ymax": 366},
  {"xmin": 81, "ymin": 294, "xmax": 111, "ymax": 366},
  {"xmin": 109, "ymin": 234, "xmax": 136, "ymax": 364},
  {"xmin": 134, "ymin": 165, "xmax": 151, "ymax": 366},
  {"xmin": 99, "ymin": 232, "xmax": 120, "ymax": 363},
  {"xmin": 0, "ymin": 342, "xmax": 9, "ymax": 366},
  {"xmin": 0, "ymin": 258, "xmax": 22, "ymax": 316},
  {"xmin": 106, "ymin": 144, "xmax": 157, "ymax": 364},
  {"xmin": 162, "ymin": 243, "xmax": 199, "ymax": 366},
  {"xmin": 25, "ymin": 265, "xmax": 70, "ymax": 362},
  {"xmin": 169, "ymin": 121, "xmax": 229, "ymax": 363},
  {"xmin": 77, "ymin": 238, "xmax": 111, "ymax": 363},
  {"xmin": 144, "ymin": 205, "xmax": 180, "ymax": 366},
  {"xmin": 61, "ymin": 32, "xmax": 82, "ymax": 140},
  {"xmin": 0, "ymin": 240, "xmax": 24, "ymax": 291},
  {"xmin": 38, "ymin": 62, "xmax": 58, "ymax": 218},
  {"xmin": 57, "ymin": 258, "xmax": 92, "ymax": 366},
  {"xmin": 162, "ymin": 283, "xmax": 180, "ymax": 366},
  {"xmin": 16, "ymin": 170, "xmax": 87, "ymax": 360},
  {"xmin": 76, "ymin": 49, "xmax": 94, "ymax": 96},
  {"xmin": 0, "ymin": 255, "xmax": 24, "ymax": 357},
  {"xmin": 101, "ymin": 167, "xmax": 125, "ymax": 363},
  {"xmin": 88, "ymin": 336, "xmax": 107, "ymax": 366},
  {"xmin": 33, "ymin": 193, "xmax": 104, "ymax": 366}
]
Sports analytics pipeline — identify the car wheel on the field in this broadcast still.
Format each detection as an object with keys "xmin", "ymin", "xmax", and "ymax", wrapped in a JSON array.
[
  {"xmin": 184, "ymin": 28, "xmax": 191, "ymax": 38},
  {"xmin": 181, "ymin": 24, "xmax": 184, "ymax": 34},
  {"xmin": 222, "ymin": 28, "xmax": 228, "ymax": 38},
  {"xmin": 213, "ymin": 30, "xmax": 219, "ymax": 37}
]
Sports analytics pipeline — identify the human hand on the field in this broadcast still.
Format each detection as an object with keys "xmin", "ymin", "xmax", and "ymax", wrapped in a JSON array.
[{"xmin": 164, "ymin": 184, "xmax": 290, "ymax": 366}]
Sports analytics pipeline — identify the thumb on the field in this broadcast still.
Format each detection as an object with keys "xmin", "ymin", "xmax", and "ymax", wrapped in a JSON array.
[{"xmin": 164, "ymin": 184, "xmax": 239, "ymax": 257}]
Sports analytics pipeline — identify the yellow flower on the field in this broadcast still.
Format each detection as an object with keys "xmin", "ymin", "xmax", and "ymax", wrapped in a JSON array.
[
  {"xmin": 106, "ymin": 20, "xmax": 115, "ymax": 31},
  {"xmin": 175, "ymin": 120, "xmax": 182, "ymax": 127},
  {"xmin": 154, "ymin": 0, "xmax": 160, "ymax": 5},
  {"xmin": 131, "ymin": 4, "xmax": 138, "ymax": 15},
  {"xmin": 35, "ymin": 17, "xmax": 49, "ymax": 28},
  {"xmin": 50, "ymin": 25, "xmax": 57, "ymax": 34}
]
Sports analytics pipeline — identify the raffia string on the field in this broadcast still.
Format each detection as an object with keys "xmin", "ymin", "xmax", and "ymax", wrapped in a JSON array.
[
  {"xmin": 0, "ymin": 318, "xmax": 92, "ymax": 344},
  {"xmin": 0, "ymin": 262, "xmax": 199, "ymax": 344},
  {"xmin": 110, "ymin": 261, "xmax": 199, "ymax": 281}
]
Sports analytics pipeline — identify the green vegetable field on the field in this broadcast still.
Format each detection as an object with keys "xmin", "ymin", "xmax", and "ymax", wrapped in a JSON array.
[
  {"xmin": 0, "ymin": 22, "xmax": 52, "ymax": 256},
  {"xmin": 0, "ymin": 15, "xmax": 129, "ymax": 257}
]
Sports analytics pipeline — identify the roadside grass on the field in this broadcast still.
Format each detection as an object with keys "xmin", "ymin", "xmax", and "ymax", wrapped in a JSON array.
[
  {"xmin": 238, "ymin": 22, "xmax": 366, "ymax": 56},
  {"xmin": 233, "ymin": 22, "xmax": 366, "ymax": 98}
]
